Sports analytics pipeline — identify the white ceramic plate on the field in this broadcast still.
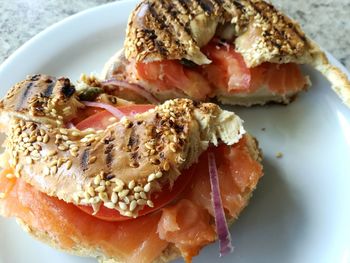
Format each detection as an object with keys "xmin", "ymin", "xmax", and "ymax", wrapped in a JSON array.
[{"xmin": 1, "ymin": 1, "xmax": 350, "ymax": 263}]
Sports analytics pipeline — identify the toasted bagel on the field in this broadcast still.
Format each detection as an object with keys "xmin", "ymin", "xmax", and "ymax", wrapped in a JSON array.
[
  {"xmin": 6, "ymin": 133, "xmax": 261, "ymax": 263},
  {"xmin": 102, "ymin": 0, "xmax": 350, "ymax": 107},
  {"xmin": 0, "ymin": 74, "xmax": 246, "ymax": 218}
]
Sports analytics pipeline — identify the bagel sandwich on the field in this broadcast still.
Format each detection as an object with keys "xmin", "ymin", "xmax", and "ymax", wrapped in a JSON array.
[
  {"xmin": 0, "ymin": 74, "xmax": 263, "ymax": 263},
  {"xmin": 102, "ymin": 0, "xmax": 350, "ymax": 107}
]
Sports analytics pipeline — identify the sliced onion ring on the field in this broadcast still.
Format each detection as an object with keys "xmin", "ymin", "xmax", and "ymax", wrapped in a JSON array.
[
  {"xmin": 101, "ymin": 79, "xmax": 160, "ymax": 104},
  {"xmin": 81, "ymin": 101, "xmax": 125, "ymax": 119},
  {"xmin": 208, "ymin": 152, "xmax": 234, "ymax": 256}
]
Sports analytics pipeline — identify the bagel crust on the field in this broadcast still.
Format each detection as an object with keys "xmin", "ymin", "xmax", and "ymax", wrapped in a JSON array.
[
  {"xmin": 0, "ymin": 75, "xmax": 245, "ymax": 217},
  {"xmin": 125, "ymin": 0, "xmax": 313, "ymax": 67}
]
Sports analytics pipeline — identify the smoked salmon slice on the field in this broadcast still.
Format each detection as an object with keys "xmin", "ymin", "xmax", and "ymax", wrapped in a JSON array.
[{"xmin": 0, "ymin": 171, "xmax": 168, "ymax": 263}]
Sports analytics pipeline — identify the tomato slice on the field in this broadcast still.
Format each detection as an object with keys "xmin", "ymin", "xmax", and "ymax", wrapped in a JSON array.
[
  {"xmin": 135, "ymin": 60, "xmax": 212, "ymax": 100},
  {"xmin": 75, "ymin": 104, "xmax": 154, "ymax": 130},
  {"xmin": 75, "ymin": 104, "xmax": 195, "ymax": 221}
]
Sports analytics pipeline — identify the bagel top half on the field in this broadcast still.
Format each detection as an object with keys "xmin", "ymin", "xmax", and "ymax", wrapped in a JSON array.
[
  {"xmin": 0, "ymin": 74, "xmax": 245, "ymax": 217},
  {"xmin": 125, "ymin": 0, "xmax": 318, "ymax": 67},
  {"xmin": 122, "ymin": 0, "xmax": 350, "ymax": 107}
]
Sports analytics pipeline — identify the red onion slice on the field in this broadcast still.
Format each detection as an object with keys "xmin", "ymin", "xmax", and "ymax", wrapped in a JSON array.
[
  {"xmin": 101, "ymin": 79, "xmax": 160, "ymax": 104},
  {"xmin": 208, "ymin": 152, "xmax": 234, "ymax": 256},
  {"xmin": 81, "ymin": 101, "xmax": 125, "ymax": 119}
]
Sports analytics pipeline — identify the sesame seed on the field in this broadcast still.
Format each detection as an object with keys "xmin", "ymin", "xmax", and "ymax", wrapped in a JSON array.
[
  {"xmin": 70, "ymin": 150, "xmax": 78, "ymax": 157},
  {"xmin": 28, "ymin": 146, "xmax": 34, "ymax": 152},
  {"xmin": 43, "ymin": 134, "xmax": 49, "ymax": 143},
  {"xmin": 137, "ymin": 199, "xmax": 146, "ymax": 205},
  {"xmin": 163, "ymin": 161, "xmax": 170, "ymax": 171},
  {"xmin": 129, "ymin": 200, "xmax": 137, "ymax": 211},
  {"xmin": 95, "ymin": 186, "xmax": 106, "ymax": 193},
  {"xmin": 140, "ymin": 191, "xmax": 147, "ymax": 199},
  {"xmin": 169, "ymin": 143, "xmax": 177, "ymax": 153},
  {"xmin": 124, "ymin": 211, "xmax": 133, "ymax": 217},
  {"xmin": 92, "ymin": 203, "xmax": 101, "ymax": 215},
  {"xmin": 25, "ymin": 156, "xmax": 33, "ymax": 164},
  {"xmin": 87, "ymin": 186, "xmax": 95, "ymax": 197},
  {"xmin": 89, "ymin": 156, "xmax": 97, "ymax": 164},
  {"xmin": 134, "ymin": 186, "xmax": 143, "ymax": 192},
  {"xmin": 71, "ymin": 131, "xmax": 80, "ymax": 137},
  {"xmin": 72, "ymin": 193, "xmax": 80, "ymax": 203},
  {"xmin": 93, "ymin": 175, "xmax": 101, "ymax": 185},
  {"xmin": 111, "ymin": 192, "xmax": 118, "ymax": 204},
  {"xmin": 124, "ymin": 196, "xmax": 130, "ymax": 204},
  {"xmin": 147, "ymin": 200, "xmax": 154, "ymax": 208},
  {"xmin": 84, "ymin": 192, "xmax": 91, "ymax": 200},
  {"xmin": 128, "ymin": 180, "xmax": 135, "ymax": 189},
  {"xmin": 58, "ymin": 145, "xmax": 68, "ymax": 151},
  {"xmin": 144, "ymin": 183, "xmax": 151, "ymax": 193},
  {"xmin": 48, "ymin": 150, "xmax": 57, "ymax": 156},
  {"xmin": 109, "ymin": 117, "xmax": 117, "ymax": 122},
  {"xmin": 118, "ymin": 202, "xmax": 127, "ymax": 211},
  {"xmin": 114, "ymin": 178, "xmax": 125, "ymax": 187},
  {"xmin": 113, "ymin": 185, "xmax": 123, "ymax": 193},
  {"xmin": 5, "ymin": 173, "xmax": 14, "ymax": 179},
  {"xmin": 145, "ymin": 143, "xmax": 153, "ymax": 150},
  {"xmin": 118, "ymin": 189, "xmax": 129, "ymax": 198},
  {"xmin": 43, "ymin": 167, "xmax": 50, "ymax": 176},
  {"xmin": 57, "ymin": 159, "xmax": 64, "ymax": 167},
  {"xmin": 98, "ymin": 192, "xmax": 108, "ymax": 202},
  {"xmin": 100, "ymin": 180, "xmax": 106, "ymax": 187},
  {"xmin": 104, "ymin": 202, "xmax": 116, "ymax": 209},
  {"xmin": 134, "ymin": 193, "xmax": 141, "ymax": 199},
  {"xmin": 70, "ymin": 146, "xmax": 79, "ymax": 151},
  {"xmin": 147, "ymin": 173, "xmax": 156, "ymax": 182},
  {"xmin": 66, "ymin": 160, "xmax": 72, "ymax": 170},
  {"xmin": 51, "ymin": 166, "xmax": 57, "ymax": 174},
  {"xmin": 155, "ymin": 171, "xmax": 163, "ymax": 178},
  {"xmin": 60, "ymin": 128, "xmax": 68, "ymax": 135}
]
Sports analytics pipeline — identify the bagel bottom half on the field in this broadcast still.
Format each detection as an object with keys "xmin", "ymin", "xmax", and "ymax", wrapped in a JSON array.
[{"xmin": 0, "ymin": 134, "xmax": 262, "ymax": 263}]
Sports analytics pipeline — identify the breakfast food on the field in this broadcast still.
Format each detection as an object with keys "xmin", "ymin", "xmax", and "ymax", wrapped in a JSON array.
[
  {"xmin": 0, "ymin": 75, "xmax": 263, "ymax": 263},
  {"xmin": 102, "ymin": 0, "xmax": 350, "ymax": 107}
]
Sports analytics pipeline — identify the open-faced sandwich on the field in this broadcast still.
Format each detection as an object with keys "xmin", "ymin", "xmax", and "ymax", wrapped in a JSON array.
[
  {"xmin": 0, "ymin": 74, "xmax": 263, "ymax": 263},
  {"xmin": 102, "ymin": 0, "xmax": 350, "ymax": 107}
]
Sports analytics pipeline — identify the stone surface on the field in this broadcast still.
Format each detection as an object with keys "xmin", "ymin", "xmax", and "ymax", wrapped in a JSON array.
[{"xmin": 0, "ymin": 0, "xmax": 349, "ymax": 70}]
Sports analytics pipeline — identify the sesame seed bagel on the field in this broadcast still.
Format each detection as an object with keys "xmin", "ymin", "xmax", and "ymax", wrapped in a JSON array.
[
  {"xmin": 103, "ymin": 0, "xmax": 350, "ymax": 108},
  {"xmin": 11, "ymin": 132, "xmax": 261, "ymax": 263},
  {"xmin": 125, "ymin": 0, "xmax": 313, "ymax": 66},
  {"xmin": 0, "ymin": 74, "xmax": 246, "ymax": 218}
]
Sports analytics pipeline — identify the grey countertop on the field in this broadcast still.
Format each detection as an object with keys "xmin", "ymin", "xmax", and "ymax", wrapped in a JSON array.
[{"xmin": 0, "ymin": 0, "xmax": 349, "ymax": 70}]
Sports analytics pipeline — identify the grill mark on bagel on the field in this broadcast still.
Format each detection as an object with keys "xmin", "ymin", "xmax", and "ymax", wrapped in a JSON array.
[
  {"xmin": 81, "ymin": 149, "xmax": 90, "ymax": 172},
  {"xmin": 195, "ymin": 0, "xmax": 214, "ymax": 14},
  {"xmin": 124, "ymin": 0, "xmax": 312, "ymax": 67},
  {"xmin": 16, "ymin": 82, "xmax": 34, "ymax": 110},
  {"xmin": 104, "ymin": 143, "xmax": 114, "ymax": 169},
  {"xmin": 42, "ymin": 79, "xmax": 56, "ymax": 98},
  {"xmin": 147, "ymin": 3, "xmax": 170, "ymax": 57},
  {"xmin": 160, "ymin": 0, "xmax": 192, "ymax": 36},
  {"xmin": 247, "ymin": 0, "xmax": 305, "ymax": 55}
]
